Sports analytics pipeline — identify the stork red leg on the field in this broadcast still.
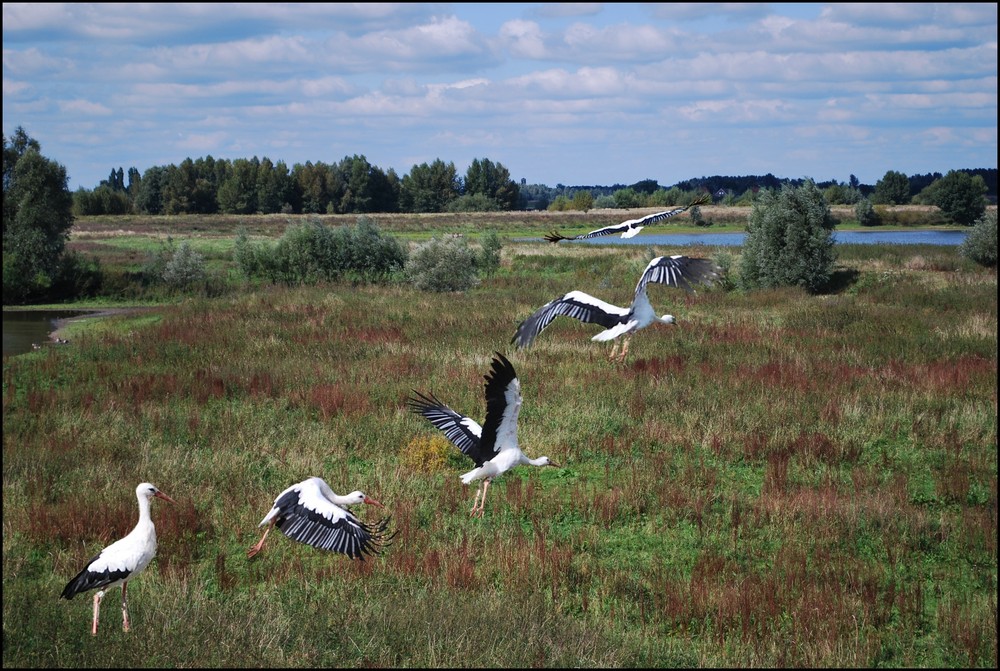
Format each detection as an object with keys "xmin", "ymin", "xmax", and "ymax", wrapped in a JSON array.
[
  {"xmin": 92, "ymin": 590, "xmax": 104, "ymax": 636},
  {"xmin": 121, "ymin": 581, "xmax": 130, "ymax": 632},
  {"xmin": 247, "ymin": 522, "xmax": 273, "ymax": 559}
]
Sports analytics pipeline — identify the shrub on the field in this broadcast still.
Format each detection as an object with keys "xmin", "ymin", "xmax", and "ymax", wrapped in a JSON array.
[
  {"xmin": 855, "ymin": 198, "xmax": 880, "ymax": 226},
  {"xmin": 406, "ymin": 235, "xmax": 480, "ymax": 292},
  {"xmin": 162, "ymin": 241, "xmax": 207, "ymax": 290},
  {"xmin": 959, "ymin": 209, "xmax": 997, "ymax": 267},
  {"xmin": 400, "ymin": 435, "xmax": 455, "ymax": 474},
  {"xmin": 738, "ymin": 180, "xmax": 836, "ymax": 293},
  {"xmin": 235, "ymin": 218, "xmax": 406, "ymax": 285},
  {"xmin": 475, "ymin": 231, "xmax": 503, "ymax": 277}
]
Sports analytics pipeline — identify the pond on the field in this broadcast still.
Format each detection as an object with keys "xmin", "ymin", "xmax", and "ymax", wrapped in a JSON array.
[
  {"xmin": 532, "ymin": 229, "xmax": 970, "ymax": 247},
  {"xmin": 2, "ymin": 310, "xmax": 90, "ymax": 358}
]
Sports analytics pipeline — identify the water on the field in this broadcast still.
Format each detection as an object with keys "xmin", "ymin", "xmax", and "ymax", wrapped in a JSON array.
[
  {"xmin": 3, "ymin": 310, "xmax": 88, "ymax": 358},
  {"xmin": 539, "ymin": 229, "xmax": 970, "ymax": 247}
]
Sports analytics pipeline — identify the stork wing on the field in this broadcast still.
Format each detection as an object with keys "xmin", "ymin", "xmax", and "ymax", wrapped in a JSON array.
[
  {"xmin": 544, "ymin": 195, "xmax": 710, "ymax": 243},
  {"xmin": 479, "ymin": 352, "xmax": 522, "ymax": 454},
  {"xmin": 634, "ymin": 255, "xmax": 718, "ymax": 298},
  {"xmin": 512, "ymin": 290, "xmax": 629, "ymax": 348},
  {"xmin": 407, "ymin": 391, "xmax": 488, "ymax": 466},
  {"xmin": 269, "ymin": 481, "xmax": 392, "ymax": 560}
]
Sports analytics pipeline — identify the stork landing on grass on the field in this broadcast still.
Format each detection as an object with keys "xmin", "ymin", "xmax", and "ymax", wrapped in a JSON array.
[
  {"xmin": 248, "ymin": 477, "xmax": 393, "ymax": 560},
  {"xmin": 408, "ymin": 352, "xmax": 558, "ymax": 517}
]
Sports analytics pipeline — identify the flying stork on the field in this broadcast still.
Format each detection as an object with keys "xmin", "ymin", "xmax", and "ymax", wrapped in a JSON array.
[
  {"xmin": 247, "ymin": 477, "xmax": 393, "ymax": 560},
  {"xmin": 544, "ymin": 194, "xmax": 710, "ymax": 243},
  {"xmin": 512, "ymin": 254, "xmax": 717, "ymax": 362},
  {"xmin": 408, "ymin": 351, "xmax": 559, "ymax": 517},
  {"xmin": 60, "ymin": 482, "xmax": 177, "ymax": 636}
]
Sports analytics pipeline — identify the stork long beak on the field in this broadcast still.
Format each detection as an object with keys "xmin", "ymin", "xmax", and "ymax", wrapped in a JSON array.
[
  {"xmin": 548, "ymin": 461, "xmax": 560, "ymax": 468},
  {"xmin": 154, "ymin": 491, "xmax": 177, "ymax": 504},
  {"xmin": 363, "ymin": 496, "xmax": 384, "ymax": 508}
]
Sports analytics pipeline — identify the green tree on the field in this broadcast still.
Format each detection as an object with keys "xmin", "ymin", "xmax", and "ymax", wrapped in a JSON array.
[
  {"xmin": 738, "ymin": 180, "xmax": 836, "ymax": 293},
  {"xmin": 872, "ymin": 170, "xmax": 911, "ymax": 205},
  {"xmin": 572, "ymin": 190, "xmax": 594, "ymax": 212},
  {"xmin": 400, "ymin": 159, "xmax": 460, "ymax": 213},
  {"xmin": 923, "ymin": 170, "xmax": 988, "ymax": 226},
  {"xmin": 3, "ymin": 127, "xmax": 75, "ymax": 303},
  {"xmin": 464, "ymin": 158, "xmax": 519, "ymax": 210}
]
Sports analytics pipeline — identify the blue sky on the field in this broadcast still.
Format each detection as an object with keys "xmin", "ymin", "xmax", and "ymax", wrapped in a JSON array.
[{"xmin": 3, "ymin": 3, "xmax": 996, "ymax": 192}]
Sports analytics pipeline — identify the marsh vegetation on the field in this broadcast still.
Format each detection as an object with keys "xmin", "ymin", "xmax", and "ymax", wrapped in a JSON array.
[{"xmin": 2, "ymin": 213, "xmax": 997, "ymax": 667}]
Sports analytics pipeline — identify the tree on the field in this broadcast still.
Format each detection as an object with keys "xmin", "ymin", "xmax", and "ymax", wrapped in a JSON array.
[
  {"xmin": 3, "ymin": 127, "xmax": 75, "ymax": 303},
  {"xmin": 923, "ymin": 170, "xmax": 987, "ymax": 226},
  {"xmin": 872, "ymin": 170, "xmax": 911, "ymax": 205},
  {"xmin": 738, "ymin": 180, "xmax": 836, "ymax": 293},
  {"xmin": 400, "ymin": 159, "xmax": 460, "ymax": 213},
  {"xmin": 464, "ymin": 158, "xmax": 519, "ymax": 210}
]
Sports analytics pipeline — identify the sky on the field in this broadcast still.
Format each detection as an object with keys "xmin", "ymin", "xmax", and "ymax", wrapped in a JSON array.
[{"xmin": 2, "ymin": 3, "xmax": 997, "ymax": 192}]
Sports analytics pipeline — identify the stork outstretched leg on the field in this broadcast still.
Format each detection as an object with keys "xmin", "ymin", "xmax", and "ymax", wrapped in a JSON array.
[
  {"xmin": 471, "ymin": 479, "xmax": 492, "ymax": 518},
  {"xmin": 92, "ymin": 590, "xmax": 105, "ymax": 636},
  {"xmin": 618, "ymin": 336, "xmax": 631, "ymax": 363},
  {"xmin": 469, "ymin": 483, "xmax": 484, "ymax": 516},
  {"xmin": 608, "ymin": 340, "xmax": 620, "ymax": 361},
  {"xmin": 121, "ymin": 581, "xmax": 130, "ymax": 632},
  {"xmin": 247, "ymin": 522, "xmax": 273, "ymax": 559}
]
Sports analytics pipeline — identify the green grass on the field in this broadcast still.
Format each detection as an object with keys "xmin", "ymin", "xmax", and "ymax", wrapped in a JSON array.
[{"xmin": 3, "ymin": 217, "xmax": 996, "ymax": 667}]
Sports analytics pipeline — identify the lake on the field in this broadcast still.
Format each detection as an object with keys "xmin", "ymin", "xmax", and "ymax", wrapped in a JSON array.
[{"xmin": 542, "ymin": 229, "xmax": 970, "ymax": 247}]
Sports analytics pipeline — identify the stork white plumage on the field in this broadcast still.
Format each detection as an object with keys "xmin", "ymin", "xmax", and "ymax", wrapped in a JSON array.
[
  {"xmin": 544, "ymin": 194, "xmax": 710, "ymax": 243},
  {"xmin": 408, "ymin": 352, "xmax": 559, "ymax": 517},
  {"xmin": 512, "ymin": 254, "xmax": 717, "ymax": 362},
  {"xmin": 247, "ymin": 477, "xmax": 392, "ymax": 560},
  {"xmin": 60, "ymin": 482, "xmax": 176, "ymax": 636}
]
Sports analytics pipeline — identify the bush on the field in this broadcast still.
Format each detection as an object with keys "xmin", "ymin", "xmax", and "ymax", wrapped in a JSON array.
[
  {"xmin": 475, "ymin": 231, "xmax": 503, "ymax": 277},
  {"xmin": 855, "ymin": 198, "xmax": 880, "ymax": 226},
  {"xmin": 235, "ymin": 218, "xmax": 406, "ymax": 285},
  {"xmin": 959, "ymin": 209, "xmax": 997, "ymax": 267},
  {"xmin": 162, "ymin": 241, "xmax": 207, "ymax": 290},
  {"xmin": 406, "ymin": 235, "xmax": 480, "ymax": 292},
  {"xmin": 738, "ymin": 180, "xmax": 837, "ymax": 293}
]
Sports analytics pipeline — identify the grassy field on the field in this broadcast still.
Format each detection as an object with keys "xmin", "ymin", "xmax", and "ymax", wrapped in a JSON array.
[{"xmin": 2, "ymin": 212, "xmax": 997, "ymax": 667}]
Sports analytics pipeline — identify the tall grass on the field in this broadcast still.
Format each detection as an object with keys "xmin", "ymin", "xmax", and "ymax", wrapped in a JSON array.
[{"xmin": 3, "ymin": 238, "xmax": 996, "ymax": 667}]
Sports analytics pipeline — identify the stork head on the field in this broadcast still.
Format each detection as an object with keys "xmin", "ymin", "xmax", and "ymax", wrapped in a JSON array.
[
  {"xmin": 345, "ymin": 490, "xmax": 384, "ymax": 508},
  {"xmin": 659, "ymin": 314, "xmax": 676, "ymax": 325},
  {"xmin": 530, "ymin": 456, "xmax": 560, "ymax": 468},
  {"xmin": 137, "ymin": 482, "xmax": 177, "ymax": 504}
]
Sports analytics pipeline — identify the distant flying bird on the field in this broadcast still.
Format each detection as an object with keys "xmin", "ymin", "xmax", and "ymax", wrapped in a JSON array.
[
  {"xmin": 544, "ymin": 194, "xmax": 710, "ymax": 243},
  {"xmin": 512, "ymin": 255, "xmax": 717, "ymax": 362},
  {"xmin": 61, "ymin": 482, "xmax": 176, "ymax": 636},
  {"xmin": 408, "ymin": 352, "xmax": 558, "ymax": 517},
  {"xmin": 248, "ymin": 477, "xmax": 392, "ymax": 560}
]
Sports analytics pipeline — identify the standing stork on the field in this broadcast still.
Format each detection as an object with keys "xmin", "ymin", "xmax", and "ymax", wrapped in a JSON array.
[
  {"xmin": 61, "ymin": 482, "xmax": 176, "ymax": 636},
  {"xmin": 408, "ymin": 351, "xmax": 559, "ymax": 517},
  {"xmin": 512, "ymin": 254, "xmax": 717, "ymax": 362},
  {"xmin": 247, "ymin": 477, "xmax": 392, "ymax": 560},
  {"xmin": 544, "ymin": 194, "xmax": 710, "ymax": 243}
]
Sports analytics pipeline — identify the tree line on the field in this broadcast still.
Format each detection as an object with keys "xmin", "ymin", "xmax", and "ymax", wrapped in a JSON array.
[{"xmin": 73, "ymin": 148, "xmax": 997, "ymax": 220}]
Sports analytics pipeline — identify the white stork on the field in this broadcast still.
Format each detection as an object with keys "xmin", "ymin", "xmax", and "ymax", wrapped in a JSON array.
[
  {"xmin": 247, "ymin": 477, "xmax": 392, "ymax": 560},
  {"xmin": 512, "ymin": 254, "xmax": 717, "ymax": 362},
  {"xmin": 544, "ymin": 194, "xmax": 710, "ymax": 243},
  {"xmin": 60, "ymin": 482, "xmax": 176, "ymax": 636},
  {"xmin": 408, "ymin": 351, "xmax": 559, "ymax": 517}
]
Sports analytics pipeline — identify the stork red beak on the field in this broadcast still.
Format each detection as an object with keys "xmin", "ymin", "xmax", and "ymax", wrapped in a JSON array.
[
  {"xmin": 363, "ymin": 496, "xmax": 384, "ymax": 508},
  {"xmin": 548, "ymin": 461, "xmax": 560, "ymax": 468},
  {"xmin": 154, "ymin": 491, "xmax": 177, "ymax": 504}
]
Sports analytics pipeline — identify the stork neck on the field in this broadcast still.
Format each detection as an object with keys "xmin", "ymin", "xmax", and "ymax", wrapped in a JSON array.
[
  {"xmin": 136, "ymin": 493, "xmax": 153, "ymax": 527},
  {"xmin": 527, "ymin": 456, "xmax": 549, "ymax": 467}
]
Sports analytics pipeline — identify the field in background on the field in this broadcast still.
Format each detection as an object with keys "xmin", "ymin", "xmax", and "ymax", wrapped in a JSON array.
[{"xmin": 2, "ymin": 219, "xmax": 997, "ymax": 667}]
